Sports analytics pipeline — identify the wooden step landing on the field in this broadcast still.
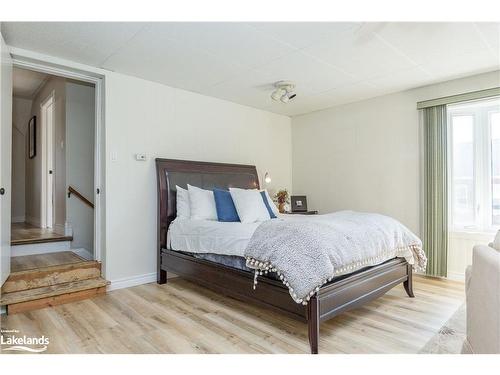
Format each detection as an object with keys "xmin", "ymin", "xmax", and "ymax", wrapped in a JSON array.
[
  {"xmin": 11, "ymin": 223, "xmax": 72, "ymax": 246},
  {"xmin": 1, "ymin": 277, "xmax": 109, "ymax": 314},
  {"xmin": 2, "ymin": 260, "xmax": 101, "ymax": 293},
  {"xmin": 11, "ymin": 251, "xmax": 86, "ymax": 272}
]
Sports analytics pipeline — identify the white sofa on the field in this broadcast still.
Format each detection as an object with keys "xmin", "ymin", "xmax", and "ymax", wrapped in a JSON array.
[{"xmin": 463, "ymin": 243, "xmax": 500, "ymax": 353}]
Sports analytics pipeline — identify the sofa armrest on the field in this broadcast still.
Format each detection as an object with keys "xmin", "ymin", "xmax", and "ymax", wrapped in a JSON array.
[{"xmin": 466, "ymin": 245, "xmax": 500, "ymax": 353}]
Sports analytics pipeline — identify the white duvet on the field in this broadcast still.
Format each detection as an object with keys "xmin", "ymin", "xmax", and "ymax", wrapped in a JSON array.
[{"xmin": 167, "ymin": 217, "xmax": 260, "ymax": 256}]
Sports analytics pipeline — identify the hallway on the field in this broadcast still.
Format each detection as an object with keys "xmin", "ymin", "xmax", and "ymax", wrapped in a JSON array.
[{"xmin": 11, "ymin": 222, "xmax": 71, "ymax": 246}]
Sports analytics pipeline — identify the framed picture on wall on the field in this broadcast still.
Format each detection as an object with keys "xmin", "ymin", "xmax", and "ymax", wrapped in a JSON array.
[{"xmin": 28, "ymin": 115, "xmax": 36, "ymax": 159}]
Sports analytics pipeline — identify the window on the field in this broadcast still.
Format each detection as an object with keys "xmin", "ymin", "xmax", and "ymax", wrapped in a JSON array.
[{"xmin": 449, "ymin": 98, "xmax": 500, "ymax": 232}]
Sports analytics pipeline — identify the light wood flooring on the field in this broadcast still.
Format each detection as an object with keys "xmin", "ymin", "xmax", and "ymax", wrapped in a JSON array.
[
  {"xmin": 0, "ymin": 275, "xmax": 465, "ymax": 354},
  {"xmin": 11, "ymin": 223, "xmax": 72, "ymax": 246},
  {"xmin": 11, "ymin": 251, "xmax": 86, "ymax": 273}
]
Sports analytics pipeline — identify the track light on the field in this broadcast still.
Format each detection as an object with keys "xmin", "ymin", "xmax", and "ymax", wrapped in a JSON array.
[
  {"xmin": 271, "ymin": 89, "xmax": 284, "ymax": 101},
  {"xmin": 271, "ymin": 81, "xmax": 296, "ymax": 104}
]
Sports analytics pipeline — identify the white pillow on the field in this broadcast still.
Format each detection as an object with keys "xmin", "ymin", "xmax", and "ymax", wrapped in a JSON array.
[
  {"xmin": 188, "ymin": 184, "xmax": 218, "ymax": 221},
  {"xmin": 229, "ymin": 188, "xmax": 271, "ymax": 223},
  {"xmin": 175, "ymin": 186, "xmax": 190, "ymax": 219},
  {"xmin": 262, "ymin": 189, "xmax": 279, "ymax": 217}
]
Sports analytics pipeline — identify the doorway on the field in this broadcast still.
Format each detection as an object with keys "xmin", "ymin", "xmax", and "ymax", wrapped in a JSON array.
[{"xmin": 9, "ymin": 64, "xmax": 101, "ymax": 264}]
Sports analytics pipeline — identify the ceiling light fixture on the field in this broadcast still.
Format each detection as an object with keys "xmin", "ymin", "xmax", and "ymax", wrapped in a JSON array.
[{"xmin": 271, "ymin": 81, "xmax": 297, "ymax": 104}]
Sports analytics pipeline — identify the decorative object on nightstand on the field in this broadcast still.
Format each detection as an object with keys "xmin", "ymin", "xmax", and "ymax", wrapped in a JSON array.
[
  {"xmin": 291, "ymin": 195, "xmax": 307, "ymax": 212},
  {"xmin": 273, "ymin": 189, "xmax": 289, "ymax": 214},
  {"xmin": 286, "ymin": 195, "xmax": 317, "ymax": 215}
]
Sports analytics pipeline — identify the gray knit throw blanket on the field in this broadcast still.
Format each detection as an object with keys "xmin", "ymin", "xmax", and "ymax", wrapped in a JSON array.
[{"xmin": 244, "ymin": 211, "xmax": 427, "ymax": 305}]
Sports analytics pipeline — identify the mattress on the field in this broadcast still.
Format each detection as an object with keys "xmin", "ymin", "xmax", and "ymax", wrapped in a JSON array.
[{"xmin": 167, "ymin": 217, "xmax": 261, "ymax": 257}]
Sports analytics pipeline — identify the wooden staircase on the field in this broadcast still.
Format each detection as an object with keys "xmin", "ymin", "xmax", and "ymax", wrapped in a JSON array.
[{"xmin": 1, "ymin": 252, "xmax": 108, "ymax": 314}]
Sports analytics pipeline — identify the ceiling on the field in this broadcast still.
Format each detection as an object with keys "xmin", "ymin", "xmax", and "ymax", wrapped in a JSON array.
[
  {"xmin": 2, "ymin": 22, "xmax": 499, "ymax": 116},
  {"xmin": 12, "ymin": 66, "xmax": 49, "ymax": 99}
]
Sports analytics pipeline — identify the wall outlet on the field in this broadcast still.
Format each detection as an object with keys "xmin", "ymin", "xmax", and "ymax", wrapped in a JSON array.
[{"xmin": 135, "ymin": 153, "xmax": 147, "ymax": 161}]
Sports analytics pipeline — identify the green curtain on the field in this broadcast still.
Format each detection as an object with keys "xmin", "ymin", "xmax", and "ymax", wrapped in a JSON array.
[{"xmin": 423, "ymin": 105, "xmax": 448, "ymax": 277}]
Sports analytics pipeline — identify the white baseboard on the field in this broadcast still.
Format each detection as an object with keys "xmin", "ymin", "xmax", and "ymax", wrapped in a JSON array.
[
  {"xmin": 447, "ymin": 271, "xmax": 465, "ymax": 282},
  {"xmin": 11, "ymin": 215, "xmax": 25, "ymax": 223},
  {"xmin": 64, "ymin": 222, "xmax": 73, "ymax": 236},
  {"xmin": 416, "ymin": 270, "xmax": 465, "ymax": 282},
  {"xmin": 107, "ymin": 272, "xmax": 177, "ymax": 291},
  {"xmin": 72, "ymin": 248, "xmax": 93, "ymax": 260},
  {"xmin": 12, "ymin": 241, "xmax": 71, "ymax": 257}
]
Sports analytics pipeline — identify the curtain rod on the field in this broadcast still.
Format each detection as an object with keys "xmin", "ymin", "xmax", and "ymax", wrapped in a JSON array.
[{"xmin": 417, "ymin": 87, "xmax": 500, "ymax": 110}]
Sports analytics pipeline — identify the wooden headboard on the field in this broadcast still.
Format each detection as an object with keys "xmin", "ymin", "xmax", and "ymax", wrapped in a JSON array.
[{"xmin": 155, "ymin": 158, "xmax": 259, "ymax": 253}]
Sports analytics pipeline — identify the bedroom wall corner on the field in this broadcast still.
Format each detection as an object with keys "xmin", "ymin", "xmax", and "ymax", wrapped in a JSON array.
[{"xmin": 103, "ymin": 71, "xmax": 293, "ymax": 285}]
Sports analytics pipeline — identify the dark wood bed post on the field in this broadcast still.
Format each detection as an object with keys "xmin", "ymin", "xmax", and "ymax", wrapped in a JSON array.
[
  {"xmin": 308, "ymin": 295, "xmax": 320, "ymax": 354},
  {"xmin": 403, "ymin": 264, "xmax": 414, "ymax": 298}
]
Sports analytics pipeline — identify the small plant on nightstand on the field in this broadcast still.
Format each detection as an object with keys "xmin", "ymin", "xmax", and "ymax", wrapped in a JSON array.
[{"xmin": 273, "ymin": 189, "xmax": 290, "ymax": 214}]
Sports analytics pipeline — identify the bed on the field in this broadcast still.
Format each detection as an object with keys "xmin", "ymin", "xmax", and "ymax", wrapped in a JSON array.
[{"xmin": 156, "ymin": 158, "xmax": 418, "ymax": 354}]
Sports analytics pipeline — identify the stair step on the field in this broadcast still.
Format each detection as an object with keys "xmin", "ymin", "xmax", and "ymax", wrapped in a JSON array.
[
  {"xmin": 11, "ymin": 251, "xmax": 86, "ymax": 272},
  {"xmin": 1, "ymin": 277, "xmax": 109, "ymax": 307},
  {"xmin": 11, "ymin": 235, "xmax": 73, "ymax": 246},
  {"xmin": 2, "ymin": 260, "xmax": 101, "ymax": 293}
]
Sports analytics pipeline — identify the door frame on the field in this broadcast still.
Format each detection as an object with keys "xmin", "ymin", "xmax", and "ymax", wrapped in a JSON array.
[
  {"xmin": 12, "ymin": 58, "xmax": 105, "ymax": 262},
  {"xmin": 40, "ymin": 91, "xmax": 55, "ymax": 229}
]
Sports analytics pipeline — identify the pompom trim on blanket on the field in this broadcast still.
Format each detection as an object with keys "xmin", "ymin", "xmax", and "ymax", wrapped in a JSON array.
[{"xmin": 246, "ymin": 245, "xmax": 426, "ymax": 305}]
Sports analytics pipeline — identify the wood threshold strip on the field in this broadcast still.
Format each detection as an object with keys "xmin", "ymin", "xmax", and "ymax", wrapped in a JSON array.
[{"xmin": 68, "ymin": 186, "xmax": 94, "ymax": 209}]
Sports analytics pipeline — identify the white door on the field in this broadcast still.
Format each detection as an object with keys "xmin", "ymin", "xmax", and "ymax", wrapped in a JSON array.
[
  {"xmin": 0, "ymin": 33, "xmax": 13, "ymax": 286},
  {"xmin": 41, "ymin": 95, "xmax": 54, "ymax": 229}
]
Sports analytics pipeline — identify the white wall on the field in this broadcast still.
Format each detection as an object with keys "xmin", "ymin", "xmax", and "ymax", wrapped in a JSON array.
[
  {"xmin": 65, "ymin": 81, "xmax": 95, "ymax": 256},
  {"xmin": 293, "ymin": 70, "xmax": 500, "ymax": 279},
  {"xmin": 8, "ymin": 48, "xmax": 293, "ymax": 287},
  {"xmin": 104, "ymin": 72, "xmax": 292, "ymax": 283},
  {"xmin": 11, "ymin": 96, "xmax": 32, "ymax": 222},
  {"xmin": 26, "ymin": 76, "xmax": 66, "ymax": 229},
  {"xmin": 292, "ymin": 70, "xmax": 500, "ymax": 236}
]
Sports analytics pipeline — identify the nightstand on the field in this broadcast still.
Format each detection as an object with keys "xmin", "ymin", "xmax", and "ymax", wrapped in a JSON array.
[{"xmin": 284, "ymin": 210, "xmax": 318, "ymax": 215}]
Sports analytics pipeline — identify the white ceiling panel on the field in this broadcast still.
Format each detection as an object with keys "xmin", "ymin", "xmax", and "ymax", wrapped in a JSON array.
[
  {"xmin": 145, "ymin": 23, "xmax": 298, "ymax": 70},
  {"xmin": 102, "ymin": 28, "xmax": 246, "ymax": 92},
  {"xmin": 418, "ymin": 50, "xmax": 498, "ymax": 82},
  {"xmin": 2, "ymin": 22, "xmax": 147, "ymax": 66},
  {"xmin": 373, "ymin": 23, "xmax": 487, "ymax": 65},
  {"xmin": 367, "ymin": 66, "xmax": 434, "ymax": 94},
  {"xmin": 246, "ymin": 22, "xmax": 361, "ymax": 49},
  {"xmin": 302, "ymin": 26, "xmax": 418, "ymax": 80},
  {"xmin": 2, "ymin": 22, "xmax": 499, "ymax": 117},
  {"xmin": 474, "ymin": 22, "xmax": 500, "ymax": 59}
]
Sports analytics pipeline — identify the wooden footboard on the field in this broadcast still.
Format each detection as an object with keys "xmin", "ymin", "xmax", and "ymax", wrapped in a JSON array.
[{"xmin": 159, "ymin": 249, "xmax": 413, "ymax": 354}]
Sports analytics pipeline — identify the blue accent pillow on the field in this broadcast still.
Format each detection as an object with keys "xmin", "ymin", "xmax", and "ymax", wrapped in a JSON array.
[
  {"xmin": 213, "ymin": 189, "xmax": 240, "ymax": 222},
  {"xmin": 260, "ymin": 191, "xmax": 277, "ymax": 219}
]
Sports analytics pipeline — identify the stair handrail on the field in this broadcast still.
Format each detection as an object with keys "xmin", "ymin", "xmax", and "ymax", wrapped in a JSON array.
[{"xmin": 67, "ymin": 186, "xmax": 94, "ymax": 209}]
